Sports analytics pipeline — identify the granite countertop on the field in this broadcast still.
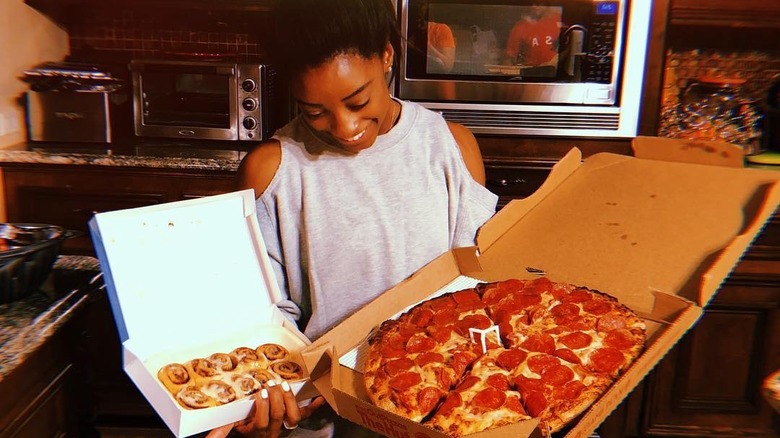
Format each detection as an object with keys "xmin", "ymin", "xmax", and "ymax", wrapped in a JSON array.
[
  {"xmin": 0, "ymin": 142, "xmax": 246, "ymax": 171},
  {"xmin": 0, "ymin": 255, "xmax": 102, "ymax": 380}
]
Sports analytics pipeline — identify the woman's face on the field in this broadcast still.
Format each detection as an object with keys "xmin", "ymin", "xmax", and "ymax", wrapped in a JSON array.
[{"xmin": 290, "ymin": 45, "xmax": 395, "ymax": 154}]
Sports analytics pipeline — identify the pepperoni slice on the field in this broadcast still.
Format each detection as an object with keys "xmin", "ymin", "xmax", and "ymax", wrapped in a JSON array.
[
  {"xmin": 416, "ymin": 351, "xmax": 445, "ymax": 367},
  {"xmin": 525, "ymin": 277, "xmax": 553, "ymax": 294},
  {"xmin": 385, "ymin": 358, "xmax": 414, "ymax": 376},
  {"xmin": 426, "ymin": 325, "xmax": 453, "ymax": 343},
  {"xmin": 496, "ymin": 348, "xmax": 527, "ymax": 371},
  {"xmin": 514, "ymin": 376, "xmax": 545, "ymax": 395},
  {"xmin": 486, "ymin": 373, "xmax": 510, "ymax": 390},
  {"xmin": 596, "ymin": 314, "xmax": 627, "ymax": 332},
  {"xmin": 560, "ymin": 331, "xmax": 593, "ymax": 349},
  {"xmin": 410, "ymin": 308, "xmax": 434, "ymax": 327},
  {"xmin": 417, "ymin": 386, "xmax": 443, "ymax": 413},
  {"xmin": 432, "ymin": 308, "xmax": 459, "ymax": 326},
  {"xmin": 389, "ymin": 372, "xmax": 422, "ymax": 391},
  {"xmin": 451, "ymin": 351, "xmax": 477, "ymax": 376},
  {"xmin": 452, "ymin": 289, "xmax": 481, "ymax": 304},
  {"xmin": 552, "ymin": 380, "xmax": 586, "ymax": 400},
  {"xmin": 524, "ymin": 390, "xmax": 548, "ymax": 417},
  {"xmin": 515, "ymin": 294, "xmax": 544, "ymax": 309},
  {"xmin": 498, "ymin": 278, "xmax": 525, "ymax": 292},
  {"xmin": 380, "ymin": 343, "xmax": 407, "ymax": 358},
  {"xmin": 589, "ymin": 348, "xmax": 626, "ymax": 374},
  {"xmin": 553, "ymin": 348, "xmax": 582, "ymax": 365},
  {"xmin": 480, "ymin": 285, "xmax": 512, "ymax": 305},
  {"xmin": 458, "ymin": 314, "xmax": 492, "ymax": 331},
  {"xmin": 429, "ymin": 296, "xmax": 456, "ymax": 311},
  {"xmin": 604, "ymin": 328, "xmax": 638, "ymax": 350},
  {"xmin": 396, "ymin": 323, "xmax": 420, "ymax": 340},
  {"xmin": 583, "ymin": 299, "xmax": 613, "ymax": 316},
  {"xmin": 551, "ymin": 303, "xmax": 580, "ymax": 319},
  {"xmin": 561, "ymin": 288, "xmax": 593, "ymax": 303},
  {"xmin": 540, "ymin": 364, "xmax": 575, "ymax": 386},
  {"xmin": 474, "ymin": 387, "xmax": 506, "ymax": 410},
  {"xmin": 520, "ymin": 333, "xmax": 556, "ymax": 354},
  {"xmin": 434, "ymin": 367, "xmax": 453, "ymax": 388},
  {"xmin": 527, "ymin": 354, "xmax": 560, "ymax": 375},
  {"xmin": 406, "ymin": 334, "xmax": 437, "ymax": 353},
  {"xmin": 505, "ymin": 395, "xmax": 527, "ymax": 415},
  {"xmin": 498, "ymin": 321, "xmax": 514, "ymax": 340},
  {"xmin": 455, "ymin": 375, "xmax": 480, "ymax": 391},
  {"xmin": 437, "ymin": 392, "xmax": 463, "ymax": 416}
]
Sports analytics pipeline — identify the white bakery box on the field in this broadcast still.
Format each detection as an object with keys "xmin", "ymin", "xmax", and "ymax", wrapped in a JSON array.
[{"xmin": 88, "ymin": 190, "xmax": 316, "ymax": 438}]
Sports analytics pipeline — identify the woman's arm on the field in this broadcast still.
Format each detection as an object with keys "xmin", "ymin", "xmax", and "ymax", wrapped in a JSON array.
[
  {"xmin": 235, "ymin": 139, "xmax": 283, "ymax": 195},
  {"xmin": 447, "ymin": 121, "xmax": 487, "ymax": 185}
]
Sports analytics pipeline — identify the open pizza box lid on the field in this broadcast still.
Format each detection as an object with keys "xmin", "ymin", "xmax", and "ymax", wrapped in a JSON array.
[
  {"xmin": 89, "ymin": 189, "xmax": 315, "ymax": 437},
  {"xmin": 301, "ymin": 145, "xmax": 780, "ymax": 438}
]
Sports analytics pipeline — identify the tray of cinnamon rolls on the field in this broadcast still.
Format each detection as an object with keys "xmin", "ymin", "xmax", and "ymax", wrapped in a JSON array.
[{"xmin": 157, "ymin": 342, "xmax": 306, "ymax": 410}]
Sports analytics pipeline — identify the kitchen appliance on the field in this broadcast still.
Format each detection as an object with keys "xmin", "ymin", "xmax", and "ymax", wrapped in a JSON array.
[
  {"xmin": 130, "ymin": 60, "xmax": 288, "ymax": 142},
  {"xmin": 23, "ymin": 62, "xmax": 128, "ymax": 143},
  {"xmin": 394, "ymin": 0, "xmax": 652, "ymax": 137}
]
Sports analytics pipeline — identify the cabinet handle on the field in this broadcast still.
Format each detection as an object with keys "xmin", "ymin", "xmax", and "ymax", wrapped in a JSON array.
[{"xmin": 487, "ymin": 178, "xmax": 526, "ymax": 187}]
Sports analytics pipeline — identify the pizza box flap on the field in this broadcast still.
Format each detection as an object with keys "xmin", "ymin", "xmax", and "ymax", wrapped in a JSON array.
[
  {"xmin": 474, "ymin": 149, "xmax": 780, "ymax": 310},
  {"xmin": 631, "ymin": 135, "xmax": 745, "ymax": 168},
  {"xmin": 89, "ymin": 189, "xmax": 291, "ymax": 349}
]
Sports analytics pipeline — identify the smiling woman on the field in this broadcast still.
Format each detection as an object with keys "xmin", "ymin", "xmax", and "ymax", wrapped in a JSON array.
[{"xmin": 220, "ymin": 0, "xmax": 498, "ymax": 436}]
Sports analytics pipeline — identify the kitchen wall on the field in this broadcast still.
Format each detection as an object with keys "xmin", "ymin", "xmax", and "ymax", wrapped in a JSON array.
[{"xmin": 0, "ymin": 0, "xmax": 68, "ymax": 148}]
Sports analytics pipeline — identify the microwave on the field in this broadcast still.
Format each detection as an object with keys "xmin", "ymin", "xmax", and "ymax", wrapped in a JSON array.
[
  {"xmin": 395, "ymin": 0, "xmax": 652, "ymax": 138},
  {"xmin": 130, "ymin": 60, "xmax": 289, "ymax": 141}
]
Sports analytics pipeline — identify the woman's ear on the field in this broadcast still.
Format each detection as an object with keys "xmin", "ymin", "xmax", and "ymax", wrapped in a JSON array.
[{"xmin": 383, "ymin": 43, "xmax": 395, "ymax": 71}]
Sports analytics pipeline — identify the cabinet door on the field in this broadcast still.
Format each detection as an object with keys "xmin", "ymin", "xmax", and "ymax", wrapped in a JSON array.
[
  {"xmin": 640, "ymin": 271, "xmax": 780, "ymax": 437},
  {"xmin": 671, "ymin": 0, "xmax": 780, "ymax": 28},
  {"xmin": 3, "ymin": 366, "xmax": 74, "ymax": 438},
  {"xmin": 2, "ymin": 165, "xmax": 236, "ymax": 255}
]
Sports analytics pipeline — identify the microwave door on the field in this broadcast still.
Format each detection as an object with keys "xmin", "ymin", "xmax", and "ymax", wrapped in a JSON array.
[{"xmin": 132, "ymin": 62, "xmax": 239, "ymax": 141}]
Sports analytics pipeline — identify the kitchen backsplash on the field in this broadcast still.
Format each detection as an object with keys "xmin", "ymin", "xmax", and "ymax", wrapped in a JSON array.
[
  {"xmin": 67, "ymin": 8, "xmax": 271, "ymax": 62},
  {"xmin": 659, "ymin": 49, "xmax": 780, "ymax": 151}
]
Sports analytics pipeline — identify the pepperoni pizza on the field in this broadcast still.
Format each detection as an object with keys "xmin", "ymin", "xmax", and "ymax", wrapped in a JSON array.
[{"xmin": 363, "ymin": 277, "xmax": 646, "ymax": 437}]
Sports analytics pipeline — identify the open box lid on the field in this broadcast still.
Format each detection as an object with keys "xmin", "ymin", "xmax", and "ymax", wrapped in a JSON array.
[
  {"xmin": 89, "ymin": 189, "xmax": 283, "ymax": 348},
  {"xmin": 475, "ymin": 148, "xmax": 780, "ymax": 310}
]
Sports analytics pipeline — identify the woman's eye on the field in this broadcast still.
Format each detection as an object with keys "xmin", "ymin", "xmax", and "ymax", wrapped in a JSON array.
[
  {"xmin": 349, "ymin": 101, "xmax": 369, "ymax": 111},
  {"xmin": 303, "ymin": 111, "xmax": 324, "ymax": 120}
]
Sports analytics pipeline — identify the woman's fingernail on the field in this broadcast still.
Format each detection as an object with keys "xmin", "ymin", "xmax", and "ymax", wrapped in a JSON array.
[
  {"xmin": 281, "ymin": 381, "xmax": 291, "ymax": 392},
  {"xmin": 260, "ymin": 388, "xmax": 269, "ymax": 399}
]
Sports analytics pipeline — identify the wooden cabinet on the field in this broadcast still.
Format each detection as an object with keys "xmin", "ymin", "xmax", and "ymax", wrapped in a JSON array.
[
  {"xmin": 670, "ymin": 0, "xmax": 780, "ymax": 29},
  {"xmin": 0, "ymin": 307, "xmax": 85, "ymax": 438},
  {"xmin": 2, "ymin": 164, "xmax": 236, "ymax": 255}
]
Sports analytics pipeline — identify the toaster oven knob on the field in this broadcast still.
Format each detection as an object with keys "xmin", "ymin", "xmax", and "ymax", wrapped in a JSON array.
[
  {"xmin": 243, "ymin": 117, "xmax": 258, "ymax": 130},
  {"xmin": 241, "ymin": 79, "xmax": 256, "ymax": 92},
  {"xmin": 242, "ymin": 98, "xmax": 258, "ymax": 111}
]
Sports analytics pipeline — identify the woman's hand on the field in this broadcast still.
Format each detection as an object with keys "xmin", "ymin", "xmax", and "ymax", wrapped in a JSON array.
[{"xmin": 206, "ymin": 380, "xmax": 326, "ymax": 438}]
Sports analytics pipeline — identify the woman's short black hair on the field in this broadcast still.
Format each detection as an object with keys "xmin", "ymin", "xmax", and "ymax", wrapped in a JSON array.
[{"xmin": 268, "ymin": 0, "xmax": 401, "ymax": 79}]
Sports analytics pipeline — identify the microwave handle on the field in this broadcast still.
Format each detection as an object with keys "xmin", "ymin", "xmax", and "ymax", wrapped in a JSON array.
[{"xmin": 563, "ymin": 25, "xmax": 586, "ymax": 79}]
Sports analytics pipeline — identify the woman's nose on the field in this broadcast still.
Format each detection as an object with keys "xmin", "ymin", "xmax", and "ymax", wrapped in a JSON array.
[{"xmin": 330, "ymin": 111, "xmax": 358, "ymax": 139}]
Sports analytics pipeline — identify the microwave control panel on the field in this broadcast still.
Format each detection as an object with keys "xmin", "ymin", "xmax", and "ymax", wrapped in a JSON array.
[{"xmin": 585, "ymin": 2, "xmax": 619, "ymax": 84}]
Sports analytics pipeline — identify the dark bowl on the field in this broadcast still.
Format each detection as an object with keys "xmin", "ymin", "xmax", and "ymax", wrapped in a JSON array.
[{"xmin": 0, "ymin": 223, "xmax": 78, "ymax": 304}]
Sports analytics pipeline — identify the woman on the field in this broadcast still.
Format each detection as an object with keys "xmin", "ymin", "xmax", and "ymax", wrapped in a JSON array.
[{"xmin": 210, "ymin": 0, "xmax": 498, "ymax": 436}]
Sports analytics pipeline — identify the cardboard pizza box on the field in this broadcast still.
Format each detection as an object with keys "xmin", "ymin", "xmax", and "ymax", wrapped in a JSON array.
[
  {"xmin": 89, "ymin": 190, "xmax": 316, "ymax": 438},
  {"xmin": 300, "ymin": 144, "xmax": 780, "ymax": 438}
]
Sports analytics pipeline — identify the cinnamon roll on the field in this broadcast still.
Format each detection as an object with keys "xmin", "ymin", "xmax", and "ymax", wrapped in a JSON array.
[
  {"xmin": 231, "ymin": 346, "xmax": 269, "ymax": 370},
  {"xmin": 186, "ymin": 358, "xmax": 219, "ymax": 383},
  {"xmin": 271, "ymin": 360, "xmax": 304, "ymax": 381},
  {"xmin": 177, "ymin": 386, "xmax": 217, "ymax": 410},
  {"xmin": 209, "ymin": 352, "xmax": 238, "ymax": 372},
  {"xmin": 231, "ymin": 374, "xmax": 262, "ymax": 397},
  {"xmin": 200, "ymin": 380, "xmax": 238, "ymax": 405},
  {"xmin": 247, "ymin": 368, "xmax": 277, "ymax": 385},
  {"xmin": 157, "ymin": 363, "xmax": 192, "ymax": 394},
  {"xmin": 257, "ymin": 343, "xmax": 290, "ymax": 361}
]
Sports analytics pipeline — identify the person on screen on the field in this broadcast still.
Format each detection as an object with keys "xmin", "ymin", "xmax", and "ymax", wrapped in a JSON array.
[
  {"xmin": 427, "ymin": 20, "xmax": 456, "ymax": 74},
  {"xmin": 504, "ymin": 6, "xmax": 561, "ymax": 69}
]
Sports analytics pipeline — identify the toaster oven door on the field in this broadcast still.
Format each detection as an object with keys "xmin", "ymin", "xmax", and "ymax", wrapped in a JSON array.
[{"xmin": 132, "ymin": 62, "xmax": 239, "ymax": 141}]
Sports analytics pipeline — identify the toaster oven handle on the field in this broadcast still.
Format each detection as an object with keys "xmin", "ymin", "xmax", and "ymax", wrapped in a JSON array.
[{"xmin": 129, "ymin": 62, "xmax": 235, "ymax": 76}]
